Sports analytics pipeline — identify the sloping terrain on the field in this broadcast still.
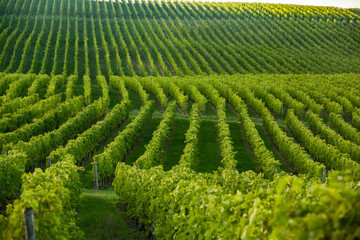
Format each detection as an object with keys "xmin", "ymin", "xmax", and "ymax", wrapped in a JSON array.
[
  {"xmin": 0, "ymin": 0, "xmax": 359, "ymax": 78},
  {"xmin": 1, "ymin": 0, "xmax": 360, "ymax": 239}
]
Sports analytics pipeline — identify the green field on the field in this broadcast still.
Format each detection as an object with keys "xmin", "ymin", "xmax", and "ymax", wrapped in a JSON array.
[{"xmin": 1, "ymin": 0, "xmax": 360, "ymax": 239}]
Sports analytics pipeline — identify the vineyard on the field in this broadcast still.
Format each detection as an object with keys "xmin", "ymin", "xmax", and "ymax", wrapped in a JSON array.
[
  {"xmin": 1, "ymin": 0, "xmax": 360, "ymax": 239},
  {"xmin": 0, "ymin": 0, "xmax": 359, "ymax": 77}
]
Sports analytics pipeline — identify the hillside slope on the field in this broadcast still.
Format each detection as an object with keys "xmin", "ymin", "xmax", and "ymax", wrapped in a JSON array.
[
  {"xmin": 0, "ymin": 0, "xmax": 359, "ymax": 78},
  {"xmin": 1, "ymin": 73, "xmax": 360, "ymax": 239}
]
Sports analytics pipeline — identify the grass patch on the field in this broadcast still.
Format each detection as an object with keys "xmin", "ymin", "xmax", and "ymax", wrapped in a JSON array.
[
  {"xmin": 128, "ymin": 89, "xmax": 142, "ymax": 116},
  {"xmin": 73, "ymin": 85, "xmax": 84, "ymax": 97},
  {"xmin": 195, "ymin": 119, "xmax": 220, "ymax": 173},
  {"xmin": 78, "ymin": 188, "xmax": 143, "ymax": 240},
  {"xmin": 109, "ymin": 86, "xmax": 121, "ymax": 109},
  {"xmin": 162, "ymin": 118, "xmax": 189, "ymax": 171},
  {"xmin": 228, "ymin": 121, "xmax": 256, "ymax": 172},
  {"xmin": 91, "ymin": 85, "xmax": 102, "ymax": 101}
]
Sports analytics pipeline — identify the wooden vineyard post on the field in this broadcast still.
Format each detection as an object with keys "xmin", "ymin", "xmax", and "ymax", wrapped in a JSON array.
[
  {"xmin": 164, "ymin": 99, "xmax": 167, "ymax": 109},
  {"xmin": 322, "ymin": 169, "xmax": 327, "ymax": 183},
  {"xmin": 24, "ymin": 208, "xmax": 35, "ymax": 240},
  {"xmin": 48, "ymin": 157, "xmax": 51, "ymax": 167},
  {"xmin": 151, "ymin": 222, "xmax": 156, "ymax": 239},
  {"xmin": 94, "ymin": 160, "xmax": 98, "ymax": 190},
  {"xmin": 203, "ymin": 102, "xmax": 206, "ymax": 115}
]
